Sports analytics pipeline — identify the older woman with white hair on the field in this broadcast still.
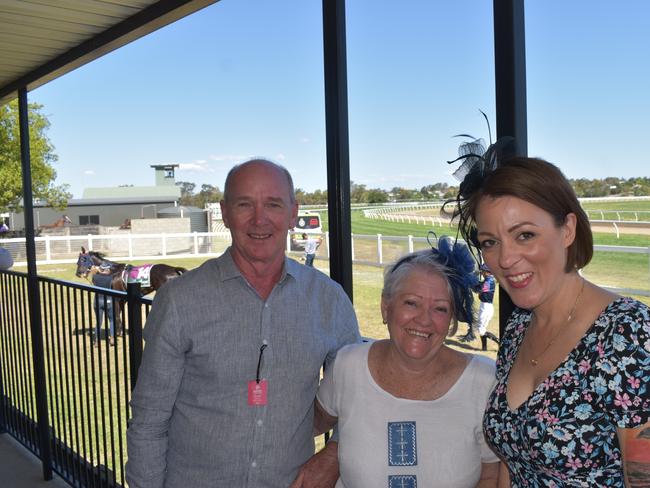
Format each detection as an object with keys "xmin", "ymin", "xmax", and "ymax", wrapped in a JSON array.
[{"xmin": 312, "ymin": 237, "xmax": 500, "ymax": 488}]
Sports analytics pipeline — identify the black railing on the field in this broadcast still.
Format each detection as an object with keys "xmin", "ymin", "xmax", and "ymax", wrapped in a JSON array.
[{"xmin": 0, "ymin": 269, "xmax": 151, "ymax": 488}]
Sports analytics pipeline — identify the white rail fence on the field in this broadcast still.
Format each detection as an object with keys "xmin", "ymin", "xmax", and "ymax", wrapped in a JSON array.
[{"xmin": 2, "ymin": 231, "xmax": 649, "ymax": 296}]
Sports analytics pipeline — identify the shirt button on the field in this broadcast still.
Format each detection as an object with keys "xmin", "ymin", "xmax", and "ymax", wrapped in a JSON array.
[
  {"xmin": 257, "ymin": 419, "xmax": 263, "ymax": 426},
  {"xmin": 251, "ymin": 461, "xmax": 257, "ymax": 468}
]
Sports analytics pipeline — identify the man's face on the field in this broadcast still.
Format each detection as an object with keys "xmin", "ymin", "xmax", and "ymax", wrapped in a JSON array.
[{"xmin": 221, "ymin": 162, "xmax": 298, "ymax": 269}]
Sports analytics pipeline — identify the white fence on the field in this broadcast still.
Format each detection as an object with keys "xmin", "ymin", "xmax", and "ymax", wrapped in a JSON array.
[{"xmin": 2, "ymin": 231, "xmax": 649, "ymax": 296}]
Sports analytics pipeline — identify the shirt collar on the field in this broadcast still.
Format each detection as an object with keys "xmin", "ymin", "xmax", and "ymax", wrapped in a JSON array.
[{"xmin": 219, "ymin": 247, "xmax": 300, "ymax": 285}]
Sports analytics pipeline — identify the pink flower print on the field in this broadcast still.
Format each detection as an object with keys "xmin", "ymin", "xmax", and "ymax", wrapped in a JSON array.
[
  {"xmin": 578, "ymin": 359, "xmax": 590, "ymax": 374},
  {"xmin": 614, "ymin": 392, "xmax": 632, "ymax": 410},
  {"xmin": 583, "ymin": 392, "xmax": 593, "ymax": 401},
  {"xmin": 627, "ymin": 376, "xmax": 640, "ymax": 389},
  {"xmin": 566, "ymin": 457, "xmax": 583, "ymax": 470},
  {"xmin": 596, "ymin": 342, "xmax": 605, "ymax": 357},
  {"xmin": 581, "ymin": 442, "xmax": 594, "ymax": 454}
]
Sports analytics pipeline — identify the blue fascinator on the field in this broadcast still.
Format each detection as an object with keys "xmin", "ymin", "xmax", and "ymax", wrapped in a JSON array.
[
  {"xmin": 391, "ymin": 232, "xmax": 478, "ymax": 325},
  {"xmin": 434, "ymin": 235, "xmax": 479, "ymax": 325}
]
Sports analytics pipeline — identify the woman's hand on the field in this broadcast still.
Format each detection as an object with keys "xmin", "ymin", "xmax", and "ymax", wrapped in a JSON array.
[{"xmin": 289, "ymin": 441, "xmax": 339, "ymax": 488}]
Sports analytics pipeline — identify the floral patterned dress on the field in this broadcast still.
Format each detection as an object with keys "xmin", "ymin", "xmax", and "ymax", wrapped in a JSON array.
[{"xmin": 483, "ymin": 297, "xmax": 650, "ymax": 487}]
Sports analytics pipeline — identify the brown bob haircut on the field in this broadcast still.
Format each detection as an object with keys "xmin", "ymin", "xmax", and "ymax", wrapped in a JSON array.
[{"xmin": 461, "ymin": 157, "xmax": 593, "ymax": 272}]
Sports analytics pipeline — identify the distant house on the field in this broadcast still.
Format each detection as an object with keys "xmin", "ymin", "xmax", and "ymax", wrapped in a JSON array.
[{"xmin": 9, "ymin": 164, "xmax": 181, "ymax": 230}]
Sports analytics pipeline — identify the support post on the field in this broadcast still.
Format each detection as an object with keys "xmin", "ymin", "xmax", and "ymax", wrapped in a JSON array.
[
  {"xmin": 127, "ymin": 283, "xmax": 143, "ymax": 391},
  {"xmin": 493, "ymin": 0, "xmax": 528, "ymax": 336},
  {"xmin": 322, "ymin": 0, "xmax": 353, "ymax": 301},
  {"xmin": 18, "ymin": 87, "xmax": 53, "ymax": 480}
]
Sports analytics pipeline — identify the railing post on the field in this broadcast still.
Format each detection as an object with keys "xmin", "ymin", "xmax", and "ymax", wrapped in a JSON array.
[
  {"xmin": 325, "ymin": 232, "xmax": 330, "ymax": 259},
  {"xmin": 127, "ymin": 282, "xmax": 143, "ymax": 391},
  {"xmin": 17, "ymin": 86, "xmax": 53, "ymax": 480},
  {"xmin": 162, "ymin": 233, "xmax": 167, "ymax": 257},
  {"xmin": 408, "ymin": 235, "xmax": 414, "ymax": 253},
  {"xmin": 44, "ymin": 235, "xmax": 51, "ymax": 262},
  {"xmin": 193, "ymin": 232, "xmax": 199, "ymax": 254},
  {"xmin": 128, "ymin": 234, "xmax": 133, "ymax": 258},
  {"xmin": 377, "ymin": 234, "xmax": 383, "ymax": 265}
]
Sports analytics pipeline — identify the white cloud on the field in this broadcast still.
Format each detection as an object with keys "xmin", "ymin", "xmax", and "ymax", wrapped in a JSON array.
[
  {"xmin": 178, "ymin": 162, "xmax": 214, "ymax": 172},
  {"xmin": 300, "ymin": 137, "xmax": 310, "ymax": 143},
  {"xmin": 83, "ymin": 170, "xmax": 95, "ymax": 176},
  {"xmin": 208, "ymin": 154, "xmax": 251, "ymax": 162},
  {"xmin": 275, "ymin": 153, "xmax": 286, "ymax": 160}
]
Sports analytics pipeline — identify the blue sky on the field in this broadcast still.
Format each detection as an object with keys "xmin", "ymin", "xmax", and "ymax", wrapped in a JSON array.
[{"xmin": 31, "ymin": 0, "xmax": 650, "ymax": 198}]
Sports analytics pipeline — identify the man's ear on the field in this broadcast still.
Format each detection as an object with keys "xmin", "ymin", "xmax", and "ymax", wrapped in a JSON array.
[
  {"xmin": 289, "ymin": 202, "xmax": 299, "ymax": 230},
  {"xmin": 220, "ymin": 200, "xmax": 230, "ymax": 229}
]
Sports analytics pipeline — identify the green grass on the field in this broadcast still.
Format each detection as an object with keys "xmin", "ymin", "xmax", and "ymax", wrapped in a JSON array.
[{"xmin": 581, "ymin": 200, "xmax": 650, "ymax": 211}]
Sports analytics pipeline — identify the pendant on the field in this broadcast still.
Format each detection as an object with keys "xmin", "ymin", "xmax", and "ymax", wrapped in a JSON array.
[{"xmin": 530, "ymin": 359, "xmax": 539, "ymax": 366}]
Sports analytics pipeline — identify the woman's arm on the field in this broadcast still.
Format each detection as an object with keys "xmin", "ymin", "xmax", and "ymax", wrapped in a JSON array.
[
  {"xmin": 475, "ymin": 462, "xmax": 500, "ymax": 488},
  {"xmin": 313, "ymin": 399, "xmax": 338, "ymax": 436},
  {"xmin": 618, "ymin": 421, "xmax": 650, "ymax": 487},
  {"xmin": 496, "ymin": 461, "xmax": 510, "ymax": 488}
]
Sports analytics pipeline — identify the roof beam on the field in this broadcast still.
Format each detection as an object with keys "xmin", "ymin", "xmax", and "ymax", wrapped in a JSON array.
[{"xmin": 0, "ymin": 0, "xmax": 217, "ymax": 104}]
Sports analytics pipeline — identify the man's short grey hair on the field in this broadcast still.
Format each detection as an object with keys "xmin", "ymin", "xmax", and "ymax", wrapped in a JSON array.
[
  {"xmin": 382, "ymin": 250, "xmax": 460, "ymax": 336},
  {"xmin": 223, "ymin": 159, "xmax": 295, "ymax": 203}
]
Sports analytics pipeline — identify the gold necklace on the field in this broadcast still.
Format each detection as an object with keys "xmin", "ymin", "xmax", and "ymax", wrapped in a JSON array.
[{"xmin": 529, "ymin": 278, "xmax": 585, "ymax": 367}]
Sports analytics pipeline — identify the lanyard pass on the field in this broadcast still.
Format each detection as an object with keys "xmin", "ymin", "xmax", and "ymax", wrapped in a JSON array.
[{"xmin": 248, "ymin": 344, "xmax": 268, "ymax": 406}]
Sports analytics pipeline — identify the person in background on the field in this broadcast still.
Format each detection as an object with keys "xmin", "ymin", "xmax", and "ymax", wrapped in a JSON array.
[
  {"xmin": 0, "ymin": 246, "xmax": 13, "ymax": 270},
  {"xmin": 126, "ymin": 159, "xmax": 360, "ymax": 488},
  {"xmin": 90, "ymin": 264, "xmax": 116, "ymax": 346},
  {"xmin": 303, "ymin": 232, "xmax": 321, "ymax": 267},
  {"xmin": 461, "ymin": 264, "xmax": 499, "ymax": 351},
  {"xmin": 0, "ymin": 221, "xmax": 9, "ymax": 234},
  {"xmin": 306, "ymin": 238, "xmax": 500, "ymax": 488},
  {"xmin": 449, "ymin": 148, "xmax": 650, "ymax": 486}
]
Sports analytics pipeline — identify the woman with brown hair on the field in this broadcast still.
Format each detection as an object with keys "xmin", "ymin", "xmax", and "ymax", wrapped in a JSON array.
[{"xmin": 449, "ymin": 145, "xmax": 650, "ymax": 486}]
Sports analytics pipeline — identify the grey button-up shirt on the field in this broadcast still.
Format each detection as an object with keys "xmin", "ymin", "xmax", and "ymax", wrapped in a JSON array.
[{"xmin": 126, "ymin": 249, "xmax": 360, "ymax": 488}]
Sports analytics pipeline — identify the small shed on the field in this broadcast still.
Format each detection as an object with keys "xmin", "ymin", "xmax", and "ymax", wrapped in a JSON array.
[{"xmin": 157, "ymin": 206, "xmax": 207, "ymax": 232}]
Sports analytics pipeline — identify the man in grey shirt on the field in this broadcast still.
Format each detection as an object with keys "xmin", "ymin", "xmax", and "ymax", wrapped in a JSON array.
[{"xmin": 126, "ymin": 159, "xmax": 359, "ymax": 488}]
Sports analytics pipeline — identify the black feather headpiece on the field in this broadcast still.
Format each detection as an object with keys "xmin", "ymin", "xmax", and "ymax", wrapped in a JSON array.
[{"xmin": 443, "ymin": 111, "xmax": 514, "ymax": 255}]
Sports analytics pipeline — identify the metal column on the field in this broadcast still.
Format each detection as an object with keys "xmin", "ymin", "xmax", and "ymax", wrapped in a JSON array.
[
  {"xmin": 493, "ymin": 0, "xmax": 528, "ymax": 334},
  {"xmin": 18, "ymin": 87, "xmax": 53, "ymax": 480},
  {"xmin": 322, "ymin": 0, "xmax": 353, "ymax": 301}
]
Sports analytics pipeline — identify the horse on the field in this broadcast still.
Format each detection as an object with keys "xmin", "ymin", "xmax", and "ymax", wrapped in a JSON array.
[
  {"xmin": 40, "ymin": 215, "xmax": 73, "ymax": 229},
  {"xmin": 75, "ymin": 247, "xmax": 187, "ymax": 295},
  {"xmin": 75, "ymin": 247, "xmax": 187, "ymax": 335}
]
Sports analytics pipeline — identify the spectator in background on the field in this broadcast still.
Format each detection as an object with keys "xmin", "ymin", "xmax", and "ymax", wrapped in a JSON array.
[
  {"xmin": 0, "ymin": 247, "xmax": 13, "ymax": 270},
  {"xmin": 461, "ymin": 264, "xmax": 499, "ymax": 351},
  {"xmin": 91, "ymin": 265, "xmax": 116, "ymax": 346},
  {"xmin": 303, "ymin": 232, "xmax": 321, "ymax": 267},
  {"xmin": 0, "ymin": 221, "xmax": 9, "ymax": 234}
]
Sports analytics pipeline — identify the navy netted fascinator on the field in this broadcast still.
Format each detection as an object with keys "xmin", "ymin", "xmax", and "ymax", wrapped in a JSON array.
[
  {"xmin": 390, "ymin": 233, "xmax": 478, "ymax": 325},
  {"xmin": 434, "ymin": 235, "xmax": 479, "ymax": 325}
]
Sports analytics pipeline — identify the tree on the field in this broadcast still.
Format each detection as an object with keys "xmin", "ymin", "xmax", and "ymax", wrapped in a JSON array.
[
  {"xmin": 0, "ymin": 100, "xmax": 70, "ymax": 211},
  {"xmin": 176, "ymin": 181, "xmax": 196, "ymax": 206}
]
